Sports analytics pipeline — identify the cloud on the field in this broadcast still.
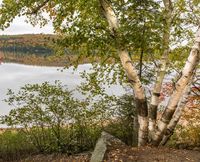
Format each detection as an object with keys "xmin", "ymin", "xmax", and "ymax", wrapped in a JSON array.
[
  {"xmin": 0, "ymin": 1, "xmax": 54, "ymax": 35},
  {"xmin": 0, "ymin": 16, "xmax": 54, "ymax": 35}
]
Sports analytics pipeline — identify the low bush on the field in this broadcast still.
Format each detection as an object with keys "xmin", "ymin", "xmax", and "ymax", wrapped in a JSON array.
[
  {"xmin": 167, "ymin": 109, "xmax": 200, "ymax": 149},
  {"xmin": 1, "ymin": 81, "xmax": 103, "ymax": 155},
  {"xmin": 104, "ymin": 94, "xmax": 138, "ymax": 146}
]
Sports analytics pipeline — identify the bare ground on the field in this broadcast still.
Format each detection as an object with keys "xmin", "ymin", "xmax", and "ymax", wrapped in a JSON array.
[{"xmin": 104, "ymin": 145, "xmax": 200, "ymax": 162}]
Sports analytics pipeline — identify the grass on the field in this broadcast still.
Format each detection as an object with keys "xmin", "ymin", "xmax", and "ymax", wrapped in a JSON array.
[
  {"xmin": 0, "ymin": 129, "xmax": 36, "ymax": 161},
  {"xmin": 0, "ymin": 125, "xmax": 101, "ymax": 161}
]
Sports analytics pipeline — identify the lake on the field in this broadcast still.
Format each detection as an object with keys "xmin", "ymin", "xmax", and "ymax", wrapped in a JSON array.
[{"xmin": 0, "ymin": 63, "xmax": 126, "ymax": 115}]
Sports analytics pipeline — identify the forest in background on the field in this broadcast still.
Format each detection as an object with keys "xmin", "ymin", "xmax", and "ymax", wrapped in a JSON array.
[
  {"xmin": 0, "ymin": 34, "xmax": 54, "ymax": 55},
  {"xmin": 0, "ymin": 34, "xmax": 101, "ymax": 66}
]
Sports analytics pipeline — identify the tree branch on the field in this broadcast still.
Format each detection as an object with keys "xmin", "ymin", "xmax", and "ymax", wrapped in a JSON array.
[{"xmin": 26, "ymin": 0, "xmax": 50, "ymax": 15}]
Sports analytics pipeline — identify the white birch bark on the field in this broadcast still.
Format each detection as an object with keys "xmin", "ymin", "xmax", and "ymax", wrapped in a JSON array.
[
  {"xmin": 160, "ymin": 81, "xmax": 192, "ymax": 145},
  {"xmin": 149, "ymin": 0, "xmax": 173, "ymax": 138},
  {"xmin": 119, "ymin": 50, "xmax": 148, "ymax": 146},
  {"xmin": 99, "ymin": 0, "xmax": 148, "ymax": 146},
  {"xmin": 151, "ymin": 28, "xmax": 200, "ymax": 145}
]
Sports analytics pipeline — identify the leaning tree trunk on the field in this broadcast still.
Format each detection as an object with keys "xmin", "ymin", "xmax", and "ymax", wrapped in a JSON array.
[
  {"xmin": 151, "ymin": 28, "xmax": 200, "ymax": 146},
  {"xmin": 99, "ymin": 0, "xmax": 148, "ymax": 146},
  {"xmin": 149, "ymin": 0, "xmax": 173, "ymax": 138},
  {"xmin": 160, "ymin": 81, "xmax": 192, "ymax": 145}
]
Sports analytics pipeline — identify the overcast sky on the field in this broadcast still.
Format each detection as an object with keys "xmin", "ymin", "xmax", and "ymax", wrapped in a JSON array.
[{"xmin": 0, "ymin": 0, "xmax": 54, "ymax": 35}]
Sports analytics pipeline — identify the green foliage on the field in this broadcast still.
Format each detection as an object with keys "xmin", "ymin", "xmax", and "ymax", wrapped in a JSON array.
[
  {"xmin": 168, "ymin": 125, "xmax": 200, "ymax": 149},
  {"xmin": 1, "ymin": 81, "xmax": 103, "ymax": 154},
  {"xmin": 54, "ymin": 0, "xmax": 163, "ymax": 64},
  {"xmin": 168, "ymin": 109, "xmax": 200, "ymax": 148},
  {"xmin": 180, "ymin": 126, "xmax": 200, "ymax": 146},
  {"xmin": 104, "ymin": 94, "xmax": 138, "ymax": 146}
]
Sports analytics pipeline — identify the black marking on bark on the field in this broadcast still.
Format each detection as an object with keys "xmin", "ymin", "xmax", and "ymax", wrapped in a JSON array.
[
  {"xmin": 135, "ymin": 98, "xmax": 148, "ymax": 117},
  {"xmin": 153, "ymin": 92, "xmax": 161, "ymax": 97},
  {"xmin": 162, "ymin": 108, "xmax": 175, "ymax": 124},
  {"xmin": 128, "ymin": 79, "xmax": 136, "ymax": 84},
  {"xmin": 149, "ymin": 104, "xmax": 158, "ymax": 120},
  {"xmin": 164, "ymin": 128, "xmax": 172, "ymax": 136}
]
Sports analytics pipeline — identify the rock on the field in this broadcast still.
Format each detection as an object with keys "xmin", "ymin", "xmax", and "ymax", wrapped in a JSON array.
[{"xmin": 90, "ymin": 131, "xmax": 125, "ymax": 162}]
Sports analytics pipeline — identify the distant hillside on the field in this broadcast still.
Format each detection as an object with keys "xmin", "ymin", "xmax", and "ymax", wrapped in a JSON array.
[
  {"xmin": 0, "ymin": 34, "xmax": 97, "ymax": 66},
  {"xmin": 0, "ymin": 34, "xmax": 56, "ymax": 55}
]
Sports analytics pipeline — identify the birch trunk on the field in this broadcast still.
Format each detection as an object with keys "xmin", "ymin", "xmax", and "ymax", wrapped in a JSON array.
[
  {"xmin": 119, "ymin": 50, "xmax": 148, "ymax": 146},
  {"xmin": 99, "ymin": 0, "xmax": 148, "ymax": 146},
  {"xmin": 152, "ymin": 28, "xmax": 200, "ymax": 145},
  {"xmin": 149, "ymin": 0, "xmax": 173, "ymax": 138},
  {"xmin": 160, "ymin": 82, "xmax": 192, "ymax": 145}
]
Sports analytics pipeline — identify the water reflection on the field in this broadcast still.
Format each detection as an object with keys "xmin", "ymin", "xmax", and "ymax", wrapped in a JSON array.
[{"xmin": 0, "ymin": 63, "xmax": 125, "ymax": 115}]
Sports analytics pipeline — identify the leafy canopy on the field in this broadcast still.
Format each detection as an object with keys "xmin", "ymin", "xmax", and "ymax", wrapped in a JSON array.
[{"xmin": 1, "ymin": 0, "xmax": 200, "ymax": 88}]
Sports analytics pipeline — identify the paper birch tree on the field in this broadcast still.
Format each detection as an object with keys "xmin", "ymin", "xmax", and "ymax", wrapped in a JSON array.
[{"xmin": 0, "ymin": 0, "xmax": 199, "ymax": 146}]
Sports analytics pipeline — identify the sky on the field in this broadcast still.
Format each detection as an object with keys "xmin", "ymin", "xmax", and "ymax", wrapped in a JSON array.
[{"xmin": 0, "ymin": 0, "xmax": 54, "ymax": 35}]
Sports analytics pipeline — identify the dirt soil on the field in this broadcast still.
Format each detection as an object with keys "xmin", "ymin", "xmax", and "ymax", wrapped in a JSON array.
[
  {"xmin": 10, "ymin": 146, "xmax": 200, "ymax": 162},
  {"xmin": 104, "ymin": 145, "xmax": 200, "ymax": 162},
  {"xmin": 20, "ymin": 153, "xmax": 91, "ymax": 162}
]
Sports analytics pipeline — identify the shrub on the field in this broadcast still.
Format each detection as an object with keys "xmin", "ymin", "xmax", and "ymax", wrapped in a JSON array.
[
  {"xmin": 1, "ymin": 81, "xmax": 102, "ymax": 154},
  {"xmin": 168, "ymin": 108, "xmax": 200, "ymax": 148},
  {"xmin": 104, "ymin": 94, "xmax": 138, "ymax": 146}
]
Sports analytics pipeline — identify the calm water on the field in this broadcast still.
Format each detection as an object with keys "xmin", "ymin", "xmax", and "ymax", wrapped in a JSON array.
[{"xmin": 0, "ymin": 63, "xmax": 125, "ymax": 115}]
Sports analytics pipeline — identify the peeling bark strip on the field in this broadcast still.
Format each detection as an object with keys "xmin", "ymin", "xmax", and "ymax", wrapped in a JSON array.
[
  {"xmin": 148, "ymin": 0, "xmax": 173, "ymax": 136},
  {"xmin": 99, "ymin": 0, "xmax": 148, "ymax": 146},
  {"xmin": 152, "ymin": 28, "xmax": 200, "ymax": 146}
]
